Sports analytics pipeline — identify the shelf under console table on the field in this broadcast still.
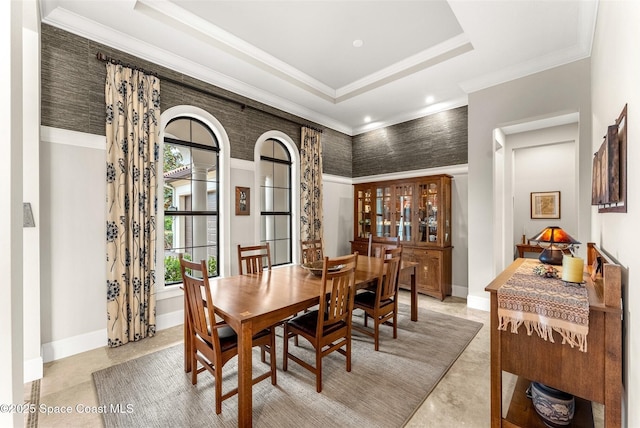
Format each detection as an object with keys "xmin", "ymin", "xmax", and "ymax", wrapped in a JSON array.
[{"xmin": 485, "ymin": 242, "xmax": 622, "ymax": 427}]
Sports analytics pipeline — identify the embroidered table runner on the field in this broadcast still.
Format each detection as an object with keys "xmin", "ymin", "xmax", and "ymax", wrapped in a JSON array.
[{"xmin": 497, "ymin": 259, "xmax": 589, "ymax": 352}]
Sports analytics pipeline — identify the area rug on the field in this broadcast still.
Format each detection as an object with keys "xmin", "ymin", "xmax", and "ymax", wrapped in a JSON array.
[{"xmin": 93, "ymin": 304, "xmax": 482, "ymax": 428}]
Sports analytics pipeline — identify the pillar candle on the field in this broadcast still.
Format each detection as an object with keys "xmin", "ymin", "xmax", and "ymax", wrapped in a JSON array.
[{"xmin": 562, "ymin": 255, "xmax": 584, "ymax": 283}]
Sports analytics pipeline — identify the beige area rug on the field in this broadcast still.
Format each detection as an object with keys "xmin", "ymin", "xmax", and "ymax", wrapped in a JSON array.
[{"xmin": 93, "ymin": 304, "xmax": 482, "ymax": 428}]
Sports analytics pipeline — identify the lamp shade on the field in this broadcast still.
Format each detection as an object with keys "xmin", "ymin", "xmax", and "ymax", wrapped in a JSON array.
[
  {"xmin": 529, "ymin": 226, "xmax": 580, "ymax": 265},
  {"xmin": 529, "ymin": 226, "xmax": 580, "ymax": 245}
]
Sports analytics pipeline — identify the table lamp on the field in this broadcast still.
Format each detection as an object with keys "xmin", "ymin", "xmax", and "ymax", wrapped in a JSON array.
[{"xmin": 528, "ymin": 226, "xmax": 580, "ymax": 265}]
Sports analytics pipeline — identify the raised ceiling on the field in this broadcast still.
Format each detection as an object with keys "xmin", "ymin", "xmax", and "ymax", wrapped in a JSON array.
[{"xmin": 39, "ymin": 0, "xmax": 598, "ymax": 135}]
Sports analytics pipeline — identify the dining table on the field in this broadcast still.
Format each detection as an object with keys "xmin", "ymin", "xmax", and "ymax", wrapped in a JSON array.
[{"xmin": 183, "ymin": 254, "xmax": 418, "ymax": 427}]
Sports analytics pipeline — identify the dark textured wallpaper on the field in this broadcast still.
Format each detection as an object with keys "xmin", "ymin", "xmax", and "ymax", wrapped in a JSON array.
[
  {"xmin": 41, "ymin": 24, "xmax": 467, "ymax": 179},
  {"xmin": 352, "ymin": 106, "xmax": 468, "ymax": 177}
]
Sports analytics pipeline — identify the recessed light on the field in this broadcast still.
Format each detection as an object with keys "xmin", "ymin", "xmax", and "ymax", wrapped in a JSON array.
[
  {"xmin": 364, "ymin": 116, "xmax": 371, "ymax": 123},
  {"xmin": 353, "ymin": 39, "xmax": 364, "ymax": 48},
  {"xmin": 426, "ymin": 95, "xmax": 435, "ymax": 104}
]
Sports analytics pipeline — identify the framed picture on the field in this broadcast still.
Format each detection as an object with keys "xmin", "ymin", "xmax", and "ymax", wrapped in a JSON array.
[
  {"xmin": 530, "ymin": 191, "xmax": 560, "ymax": 219},
  {"xmin": 235, "ymin": 186, "xmax": 250, "ymax": 216}
]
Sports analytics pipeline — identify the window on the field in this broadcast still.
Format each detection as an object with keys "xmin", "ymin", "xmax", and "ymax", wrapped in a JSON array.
[
  {"xmin": 163, "ymin": 117, "xmax": 219, "ymax": 284},
  {"xmin": 260, "ymin": 139, "xmax": 292, "ymax": 266}
]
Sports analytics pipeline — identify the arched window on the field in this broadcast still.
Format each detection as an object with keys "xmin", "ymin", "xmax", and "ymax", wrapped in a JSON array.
[
  {"xmin": 260, "ymin": 138, "xmax": 292, "ymax": 265},
  {"xmin": 163, "ymin": 117, "xmax": 219, "ymax": 284}
]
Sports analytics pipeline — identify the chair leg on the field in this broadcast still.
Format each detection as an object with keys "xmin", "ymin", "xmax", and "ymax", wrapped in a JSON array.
[
  {"xmin": 269, "ymin": 330, "xmax": 277, "ymax": 385},
  {"xmin": 283, "ymin": 325, "xmax": 289, "ymax": 372},
  {"xmin": 316, "ymin": 350, "xmax": 323, "ymax": 393},
  {"xmin": 346, "ymin": 335, "xmax": 352, "ymax": 372},
  {"xmin": 393, "ymin": 312, "xmax": 398, "ymax": 339},
  {"xmin": 190, "ymin": 338, "xmax": 198, "ymax": 385},
  {"xmin": 374, "ymin": 319, "xmax": 380, "ymax": 351},
  {"xmin": 215, "ymin": 365, "xmax": 223, "ymax": 414}
]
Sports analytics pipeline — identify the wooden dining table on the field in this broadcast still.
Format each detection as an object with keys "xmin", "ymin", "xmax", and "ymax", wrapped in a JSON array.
[{"xmin": 183, "ymin": 254, "xmax": 418, "ymax": 427}]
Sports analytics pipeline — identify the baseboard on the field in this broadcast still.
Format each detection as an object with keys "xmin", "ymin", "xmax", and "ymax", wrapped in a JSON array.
[
  {"xmin": 466, "ymin": 294, "xmax": 490, "ymax": 312},
  {"xmin": 24, "ymin": 356, "xmax": 43, "ymax": 383},
  {"xmin": 41, "ymin": 310, "xmax": 185, "ymax": 363},
  {"xmin": 451, "ymin": 284, "xmax": 468, "ymax": 299},
  {"xmin": 155, "ymin": 309, "xmax": 184, "ymax": 331},
  {"xmin": 42, "ymin": 329, "xmax": 108, "ymax": 363}
]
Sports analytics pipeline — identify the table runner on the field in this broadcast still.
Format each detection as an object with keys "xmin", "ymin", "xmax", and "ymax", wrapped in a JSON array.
[{"xmin": 497, "ymin": 259, "xmax": 589, "ymax": 352}]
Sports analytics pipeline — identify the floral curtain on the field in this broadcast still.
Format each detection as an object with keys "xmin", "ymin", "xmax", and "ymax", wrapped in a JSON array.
[
  {"xmin": 300, "ymin": 127, "xmax": 323, "ymax": 243},
  {"xmin": 105, "ymin": 63, "xmax": 160, "ymax": 347}
]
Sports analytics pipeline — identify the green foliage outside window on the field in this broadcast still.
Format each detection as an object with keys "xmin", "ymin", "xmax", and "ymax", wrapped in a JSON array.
[{"xmin": 164, "ymin": 253, "xmax": 218, "ymax": 283}]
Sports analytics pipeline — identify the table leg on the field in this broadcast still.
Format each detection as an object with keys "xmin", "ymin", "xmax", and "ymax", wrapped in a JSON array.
[
  {"xmin": 238, "ymin": 321, "xmax": 253, "ymax": 427},
  {"xmin": 410, "ymin": 267, "xmax": 417, "ymax": 322},
  {"xmin": 489, "ymin": 293, "xmax": 502, "ymax": 427}
]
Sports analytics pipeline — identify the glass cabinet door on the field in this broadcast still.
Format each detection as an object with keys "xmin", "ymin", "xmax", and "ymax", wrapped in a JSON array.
[
  {"xmin": 375, "ymin": 185, "xmax": 392, "ymax": 237},
  {"xmin": 356, "ymin": 187, "xmax": 372, "ymax": 238},
  {"xmin": 394, "ymin": 184, "xmax": 413, "ymax": 243},
  {"xmin": 418, "ymin": 182, "xmax": 439, "ymax": 244}
]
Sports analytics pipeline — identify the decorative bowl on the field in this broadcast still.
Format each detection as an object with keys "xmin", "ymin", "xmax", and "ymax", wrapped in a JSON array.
[
  {"xmin": 301, "ymin": 261, "xmax": 344, "ymax": 277},
  {"xmin": 528, "ymin": 381, "xmax": 575, "ymax": 427}
]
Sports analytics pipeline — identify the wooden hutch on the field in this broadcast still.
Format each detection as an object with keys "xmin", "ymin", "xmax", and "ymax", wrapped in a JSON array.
[{"xmin": 350, "ymin": 174, "xmax": 452, "ymax": 300}]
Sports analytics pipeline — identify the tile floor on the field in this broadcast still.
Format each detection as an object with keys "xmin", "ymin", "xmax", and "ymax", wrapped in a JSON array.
[{"xmin": 26, "ymin": 291, "xmax": 603, "ymax": 427}]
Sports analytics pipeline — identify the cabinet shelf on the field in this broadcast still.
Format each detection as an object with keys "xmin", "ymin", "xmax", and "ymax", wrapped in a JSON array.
[{"xmin": 506, "ymin": 377, "xmax": 594, "ymax": 428}]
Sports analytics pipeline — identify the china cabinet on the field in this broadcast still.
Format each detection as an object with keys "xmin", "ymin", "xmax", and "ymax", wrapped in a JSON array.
[{"xmin": 351, "ymin": 174, "xmax": 452, "ymax": 300}]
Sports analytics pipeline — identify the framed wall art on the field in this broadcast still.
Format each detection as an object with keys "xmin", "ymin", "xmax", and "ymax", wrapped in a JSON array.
[
  {"xmin": 235, "ymin": 186, "xmax": 250, "ymax": 216},
  {"xmin": 592, "ymin": 104, "xmax": 627, "ymax": 213},
  {"xmin": 531, "ymin": 191, "xmax": 560, "ymax": 219}
]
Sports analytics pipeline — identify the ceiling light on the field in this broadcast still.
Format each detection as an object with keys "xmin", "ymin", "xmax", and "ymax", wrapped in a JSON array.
[
  {"xmin": 426, "ymin": 95, "xmax": 435, "ymax": 104},
  {"xmin": 353, "ymin": 39, "xmax": 364, "ymax": 48},
  {"xmin": 364, "ymin": 116, "xmax": 371, "ymax": 123}
]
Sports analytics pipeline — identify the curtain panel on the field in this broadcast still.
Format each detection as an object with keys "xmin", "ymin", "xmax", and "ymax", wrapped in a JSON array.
[
  {"xmin": 300, "ymin": 127, "xmax": 323, "ymax": 244},
  {"xmin": 105, "ymin": 63, "xmax": 160, "ymax": 347}
]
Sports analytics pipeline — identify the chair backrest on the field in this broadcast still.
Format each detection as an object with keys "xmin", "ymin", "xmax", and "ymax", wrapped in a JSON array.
[
  {"xmin": 378, "ymin": 247, "xmax": 402, "ymax": 301},
  {"xmin": 317, "ymin": 253, "xmax": 358, "ymax": 337},
  {"xmin": 369, "ymin": 236, "xmax": 400, "ymax": 258},
  {"xmin": 179, "ymin": 255, "xmax": 218, "ymax": 345},
  {"xmin": 237, "ymin": 243, "xmax": 272, "ymax": 275},
  {"xmin": 300, "ymin": 238, "xmax": 324, "ymax": 264}
]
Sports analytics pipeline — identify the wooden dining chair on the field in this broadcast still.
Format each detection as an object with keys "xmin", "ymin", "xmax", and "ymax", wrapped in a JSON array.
[
  {"xmin": 300, "ymin": 238, "xmax": 324, "ymax": 264},
  {"xmin": 237, "ymin": 243, "xmax": 272, "ymax": 274},
  {"xmin": 353, "ymin": 246, "xmax": 402, "ymax": 351},
  {"xmin": 368, "ymin": 235, "xmax": 400, "ymax": 258},
  {"xmin": 237, "ymin": 242, "xmax": 282, "ymax": 358},
  {"xmin": 282, "ymin": 253, "xmax": 358, "ymax": 393},
  {"xmin": 179, "ymin": 255, "xmax": 276, "ymax": 414}
]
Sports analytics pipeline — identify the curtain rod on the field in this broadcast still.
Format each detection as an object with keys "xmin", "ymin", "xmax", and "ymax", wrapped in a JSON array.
[{"xmin": 96, "ymin": 52, "xmax": 323, "ymax": 134}]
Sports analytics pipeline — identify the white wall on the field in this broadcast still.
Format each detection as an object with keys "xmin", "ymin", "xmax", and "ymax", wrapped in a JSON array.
[
  {"xmin": 1, "ymin": 1, "xmax": 24, "ymax": 426},
  {"xmin": 467, "ymin": 58, "xmax": 591, "ymax": 311},
  {"xmin": 22, "ymin": 0, "xmax": 42, "ymax": 383},
  {"xmin": 509, "ymin": 124, "xmax": 580, "ymax": 263},
  {"xmin": 322, "ymin": 175, "xmax": 354, "ymax": 258},
  {"xmin": 591, "ymin": 1, "xmax": 640, "ymax": 425},
  {"xmin": 40, "ymin": 129, "xmax": 107, "ymax": 361}
]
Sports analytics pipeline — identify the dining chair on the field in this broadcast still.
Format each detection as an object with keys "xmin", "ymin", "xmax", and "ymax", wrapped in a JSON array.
[
  {"xmin": 300, "ymin": 238, "xmax": 324, "ymax": 265},
  {"xmin": 282, "ymin": 253, "xmax": 358, "ymax": 393},
  {"xmin": 237, "ymin": 243, "xmax": 272, "ymax": 274},
  {"xmin": 179, "ymin": 254, "xmax": 276, "ymax": 414},
  {"xmin": 353, "ymin": 246, "xmax": 402, "ymax": 351},
  {"xmin": 368, "ymin": 235, "xmax": 400, "ymax": 258},
  {"xmin": 237, "ymin": 242, "xmax": 282, "ymax": 358}
]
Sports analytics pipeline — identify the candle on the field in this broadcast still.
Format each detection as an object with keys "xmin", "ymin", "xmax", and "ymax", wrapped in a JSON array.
[{"xmin": 562, "ymin": 255, "xmax": 584, "ymax": 283}]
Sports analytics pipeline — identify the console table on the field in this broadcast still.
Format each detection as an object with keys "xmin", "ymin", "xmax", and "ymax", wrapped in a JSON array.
[
  {"xmin": 515, "ymin": 243, "xmax": 572, "ymax": 259},
  {"xmin": 486, "ymin": 243, "xmax": 622, "ymax": 427}
]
